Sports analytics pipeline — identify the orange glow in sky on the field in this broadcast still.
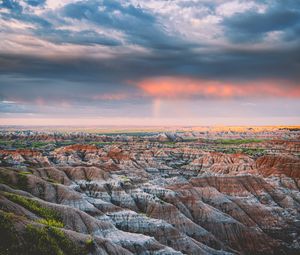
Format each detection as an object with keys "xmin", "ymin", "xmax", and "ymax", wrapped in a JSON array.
[{"xmin": 138, "ymin": 77, "xmax": 300, "ymax": 99}]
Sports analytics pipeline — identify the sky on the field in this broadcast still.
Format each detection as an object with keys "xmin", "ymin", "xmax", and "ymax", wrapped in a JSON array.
[{"xmin": 0, "ymin": 0, "xmax": 300, "ymax": 126}]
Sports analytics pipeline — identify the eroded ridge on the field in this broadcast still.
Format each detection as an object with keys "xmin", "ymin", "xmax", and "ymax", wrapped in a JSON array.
[{"xmin": 0, "ymin": 128, "xmax": 299, "ymax": 255}]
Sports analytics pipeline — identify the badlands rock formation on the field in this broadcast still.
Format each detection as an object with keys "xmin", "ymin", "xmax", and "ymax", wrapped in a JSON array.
[{"xmin": 0, "ymin": 128, "xmax": 299, "ymax": 254}]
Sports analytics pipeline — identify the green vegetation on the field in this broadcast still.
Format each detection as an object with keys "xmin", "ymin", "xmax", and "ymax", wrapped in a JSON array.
[
  {"xmin": 0, "ymin": 140, "xmax": 24, "ymax": 148},
  {"xmin": 214, "ymin": 139, "xmax": 264, "ymax": 145},
  {"xmin": 24, "ymin": 224, "xmax": 67, "ymax": 255},
  {"xmin": 0, "ymin": 195, "xmax": 81, "ymax": 255},
  {"xmin": 218, "ymin": 148, "xmax": 266, "ymax": 156},
  {"xmin": 120, "ymin": 175, "xmax": 131, "ymax": 182},
  {"xmin": 160, "ymin": 141, "xmax": 176, "ymax": 145},
  {"xmin": 0, "ymin": 140, "xmax": 52, "ymax": 149},
  {"xmin": 22, "ymin": 224, "xmax": 84, "ymax": 255},
  {"xmin": 4, "ymin": 193, "xmax": 63, "ymax": 224},
  {"xmin": 36, "ymin": 219, "xmax": 64, "ymax": 228},
  {"xmin": 55, "ymin": 141, "xmax": 74, "ymax": 147},
  {"xmin": 102, "ymin": 131, "xmax": 152, "ymax": 136},
  {"xmin": 31, "ymin": 142, "xmax": 51, "ymax": 148},
  {"xmin": 182, "ymin": 138, "xmax": 199, "ymax": 142},
  {"xmin": 0, "ymin": 140, "xmax": 12, "ymax": 146},
  {"xmin": 85, "ymin": 237, "xmax": 95, "ymax": 252},
  {"xmin": 89, "ymin": 141, "xmax": 113, "ymax": 146},
  {"xmin": 0, "ymin": 210, "xmax": 20, "ymax": 255},
  {"xmin": 45, "ymin": 177, "xmax": 59, "ymax": 184},
  {"xmin": 0, "ymin": 209, "xmax": 91, "ymax": 255},
  {"xmin": 241, "ymin": 148, "xmax": 265, "ymax": 156},
  {"xmin": 18, "ymin": 171, "xmax": 31, "ymax": 176},
  {"xmin": 17, "ymin": 172, "xmax": 29, "ymax": 191},
  {"xmin": 0, "ymin": 171, "xmax": 10, "ymax": 186},
  {"xmin": 0, "ymin": 170, "xmax": 29, "ymax": 191}
]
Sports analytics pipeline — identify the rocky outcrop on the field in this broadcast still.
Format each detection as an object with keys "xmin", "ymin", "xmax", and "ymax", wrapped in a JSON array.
[{"xmin": 256, "ymin": 155, "xmax": 300, "ymax": 178}]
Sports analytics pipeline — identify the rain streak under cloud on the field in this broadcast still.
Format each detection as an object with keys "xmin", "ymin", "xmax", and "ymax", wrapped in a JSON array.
[{"xmin": 0, "ymin": 0, "xmax": 300, "ymax": 125}]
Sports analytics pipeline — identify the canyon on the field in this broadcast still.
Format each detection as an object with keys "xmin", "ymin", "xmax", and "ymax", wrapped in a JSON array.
[{"xmin": 0, "ymin": 127, "xmax": 299, "ymax": 255}]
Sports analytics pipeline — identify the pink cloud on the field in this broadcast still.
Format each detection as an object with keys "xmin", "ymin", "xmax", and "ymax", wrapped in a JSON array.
[{"xmin": 137, "ymin": 77, "xmax": 300, "ymax": 99}]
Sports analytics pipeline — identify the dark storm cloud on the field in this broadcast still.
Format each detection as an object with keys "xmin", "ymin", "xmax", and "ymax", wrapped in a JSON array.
[
  {"xmin": 1, "ymin": 0, "xmax": 298, "ymax": 81},
  {"xmin": 1, "ymin": 43, "xmax": 299, "ymax": 116},
  {"xmin": 0, "ymin": 1, "xmax": 123, "ymax": 46},
  {"xmin": 222, "ymin": 0, "xmax": 300, "ymax": 43},
  {"xmin": 0, "ymin": 0, "xmax": 300, "ymax": 116},
  {"xmin": 35, "ymin": 29, "xmax": 122, "ymax": 46},
  {"xmin": 1, "ymin": 0, "xmax": 196, "ymax": 49},
  {"xmin": 1, "ymin": 0, "xmax": 23, "ymax": 13},
  {"xmin": 60, "ymin": 0, "xmax": 193, "ymax": 50},
  {"xmin": 1, "ymin": 41, "xmax": 300, "ymax": 85}
]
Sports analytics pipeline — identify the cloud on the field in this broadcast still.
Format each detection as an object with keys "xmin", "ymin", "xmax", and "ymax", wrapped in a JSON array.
[
  {"xmin": 216, "ymin": 1, "xmax": 264, "ymax": 17},
  {"xmin": 1, "ymin": 0, "xmax": 300, "ymax": 85},
  {"xmin": 0, "ymin": 100, "xmax": 31, "ymax": 113},
  {"xmin": 1, "ymin": 0, "xmax": 23, "ymax": 13},
  {"xmin": 222, "ymin": 0, "xmax": 300, "ymax": 43},
  {"xmin": 26, "ymin": 0, "xmax": 46, "ymax": 7},
  {"xmin": 0, "ymin": 0, "xmax": 300, "ymax": 124},
  {"xmin": 1, "ymin": 0, "xmax": 199, "ymax": 55},
  {"xmin": 59, "ymin": 0, "xmax": 194, "ymax": 50},
  {"xmin": 137, "ymin": 77, "xmax": 300, "ymax": 99},
  {"xmin": 92, "ymin": 93, "xmax": 130, "ymax": 101}
]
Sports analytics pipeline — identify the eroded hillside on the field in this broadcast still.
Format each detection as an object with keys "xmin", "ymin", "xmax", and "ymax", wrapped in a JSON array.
[{"xmin": 0, "ymin": 128, "xmax": 299, "ymax": 255}]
